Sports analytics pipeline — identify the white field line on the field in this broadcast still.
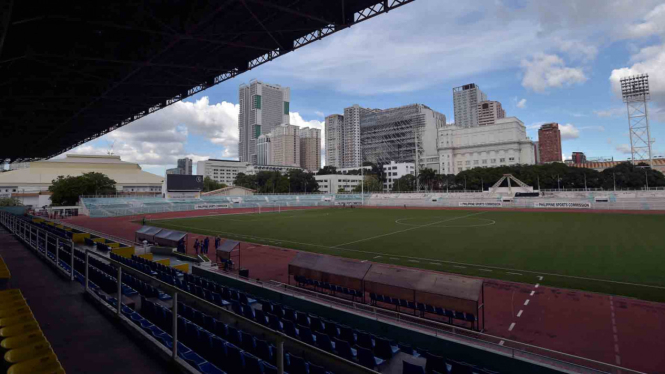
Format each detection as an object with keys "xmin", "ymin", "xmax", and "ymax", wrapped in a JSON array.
[
  {"xmin": 517, "ymin": 310, "xmax": 523, "ymax": 317},
  {"xmin": 148, "ymin": 207, "xmax": 334, "ymax": 222},
  {"xmin": 524, "ymin": 299, "xmax": 530, "ymax": 306},
  {"xmin": 508, "ymin": 323, "xmax": 516, "ymax": 331},
  {"xmin": 152, "ymin": 220, "xmax": 665, "ymax": 291},
  {"xmin": 332, "ymin": 211, "xmax": 488, "ymax": 248},
  {"xmin": 530, "ymin": 291, "xmax": 535, "ymax": 296}
]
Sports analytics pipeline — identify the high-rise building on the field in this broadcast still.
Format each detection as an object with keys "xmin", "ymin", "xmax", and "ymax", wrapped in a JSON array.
[
  {"xmin": 324, "ymin": 114, "xmax": 344, "ymax": 168},
  {"xmin": 437, "ymin": 117, "xmax": 535, "ymax": 175},
  {"xmin": 299, "ymin": 127, "xmax": 321, "ymax": 172},
  {"xmin": 256, "ymin": 134, "xmax": 271, "ymax": 166},
  {"xmin": 571, "ymin": 152, "xmax": 586, "ymax": 164},
  {"xmin": 361, "ymin": 104, "xmax": 446, "ymax": 172},
  {"xmin": 538, "ymin": 123, "xmax": 562, "ymax": 163},
  {"xmin": 453, "ymin": 83, "xmax": 487, "ymax": 128},
  {"xmin": 342, "ymin": 105, "xmax": 373, "ymax": 168},
  {"xmin": 477, "ymin": 101, "xmax": 505, "ymax": 127},
  {"xmin": 177, "ymin": 158, "xmax": 193, "ymax": 175},
  {"xmin": 166, "ymin": 168, "xmax": 184, "ymax": 175},
  {"xmin": 238, "ymin": 80, "xmax": 290, "ymax": 164},
  {"xmin": 270, "ymin": 124, "xmax": 300, "ymax": 167}
]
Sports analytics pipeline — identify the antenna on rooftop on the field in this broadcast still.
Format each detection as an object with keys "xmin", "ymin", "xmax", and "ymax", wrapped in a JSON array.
[{"xmin": 106, "ymin": 140, "xmax": 116, "ymax": 155}]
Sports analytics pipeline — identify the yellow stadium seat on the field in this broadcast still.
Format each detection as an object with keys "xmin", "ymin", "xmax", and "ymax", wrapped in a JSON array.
[
  {"xmin": 1, "ymin": 331, "xmax": 45, "ymax": 350},
  {"xmin": 0, "ymin": 307, "xmax": 31, "ymax": 319},
  {"xmin": 0, "ymin": 301, "xmax": 29, "ymax": 314},
  {"xmin": 0, "ymin": 294, "xmax": 23, "ymax": 304},
  {"xmin": 0, "ymin": 313, "xmax": 34, "ymax": 328},
  {"xmin": 4, "ymin": 341, "xmax": 52, "ymax": 364},
  {"xmin": 32, "ymin": 367, "xmax": 65, "ymax": 374},
  {"xmin": 0, "ymin": 322, "xmax": 40, "ymax": 338},
  {"xmin": 0, "ymin": 290, "xmax": 21, "ymax": 297},
  {"xmin": 6, "ymin": 352, "xmax": 61, "ymax": 374}
]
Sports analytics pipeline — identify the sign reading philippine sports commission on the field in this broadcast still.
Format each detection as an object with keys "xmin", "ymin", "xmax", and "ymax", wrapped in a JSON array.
[
  {"xmin": 194, "ymin": 203, "xmax": 229, "ymax": 210},
  {"xmin": 458, "ymin": 202, "xmax": 502, "ymax": 207},
  {"xmin": 533, "ymin": 202, "xmax": 591, "ymax": 209}
]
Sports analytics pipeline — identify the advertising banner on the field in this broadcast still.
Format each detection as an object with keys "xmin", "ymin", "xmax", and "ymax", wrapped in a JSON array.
[
  {"xmin": 334, "ymin": 201, "xmax": 362, "ymax": 206},
  {"xmin": 458, "ymin": 202, "xmax": 503, "ymax": 207},
  {"xmin": 533, "ymin": 202, "xmax": 591, "ymax": 209},
  {"xmin": 194, "ymin": 203, "xmax": 229, "ymax": 210}
]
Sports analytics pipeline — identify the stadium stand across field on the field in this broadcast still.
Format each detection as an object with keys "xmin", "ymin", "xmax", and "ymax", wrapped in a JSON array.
[
  {"xmin": 79, "ymin": 190, "xmax": 665, "ymax": 217},
  {"xmin": 1, "ymin": 211, "xmax": 645, "ymax": 374}
]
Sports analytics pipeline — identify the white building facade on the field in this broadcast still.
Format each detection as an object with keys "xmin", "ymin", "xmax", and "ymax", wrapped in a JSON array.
[
  {"xmin": 342, "ymin": 105, "xmax": 373, "ymax": 168},
  {"xmin": 324, "ymin": 114, "xmax": 344, "ymax": 168},
  {"xmin": 453, "ymin": 83, "xmax": 487, "ymax": 128},
  {"xmin": 196, "ymin": 159, "xmax": 250, "ymax": 185},
  {"xmin": 437, "ymin": 117, "xmax": 535, "ymax": 175},
  {"xmin": 382, "ymin": 161, "xmax": 415, "ymax": 191},
  {"xmin": 299, "ymin": 127, "xmax": 321, "ymax": 172},
  {"xmin": 314, "ymin": 174, "xmax": 363, "ymax": 194},
  {"xmin": 256, "ymin": 134, "xmax": 271, "ymax": 166},
  {"xmin": 238, "ymin": 80, "xmax": 290, "ymax": 165}
]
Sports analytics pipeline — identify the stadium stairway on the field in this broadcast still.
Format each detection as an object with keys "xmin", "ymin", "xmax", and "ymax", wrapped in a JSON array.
[{"xmin": 0, "ymin": 226, "xmax": 176, "ymax": 373}]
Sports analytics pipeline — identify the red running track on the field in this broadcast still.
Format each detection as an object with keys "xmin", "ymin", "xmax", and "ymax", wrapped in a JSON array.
[{"xmin": 65, "ymin": 208, "xmax": 665, "ymax": 373}]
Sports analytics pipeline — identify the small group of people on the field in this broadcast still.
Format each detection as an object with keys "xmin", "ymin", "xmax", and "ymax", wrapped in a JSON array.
[{"xmin": 193, "ymin": 235, "xmax": 222, "ymax": 255}]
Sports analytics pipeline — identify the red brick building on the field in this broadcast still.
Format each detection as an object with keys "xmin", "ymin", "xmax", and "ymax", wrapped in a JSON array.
[
  {"xmin": 538, "ymin": 123, "xmax": 562, "ymax": 163},
  {"xmin": 571, "ymin": 152, "xmax": 586, "ymax": 164}
]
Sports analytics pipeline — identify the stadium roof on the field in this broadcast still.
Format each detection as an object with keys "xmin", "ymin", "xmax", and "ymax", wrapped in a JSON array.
[{"xmin": 0, "ymin": 0, "xmax": 414, "ymax": 162}]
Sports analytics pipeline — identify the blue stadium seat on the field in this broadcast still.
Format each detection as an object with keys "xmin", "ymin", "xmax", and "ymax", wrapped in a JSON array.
[
  {"xmin": 297, "ymin": 324, "xmax": 316, "ymax": 345},
  {"xmin": 374, "ymin": 336, "xmax": 400, "ymax": 359},
  {"xmin": 242, "ymin": 352, "xmax": 262, "ymax": 374},
  {"xmin": 282, "ymin": 319, "xmax": 298, "ymax": 338},
  {"xmin": 315, "ymin": 332, "xmax": 335, "ymax": 353},
  {"xmin": 240, "ymin": 331, "xmax": 255, "ymax": 352},
  {"xmin": 309, "ymin": 315, "xmax": 324, "ymax": 333},
  {"xmin": 254, "ymin": 339, "xmax": 273, "ymax": 364},
  {"xmin": 197, "ymin": 362, "xmax": 226, "ymax": 374},
  {"xmin": 286, "ymin": 353, "xmax": 308, "ymax": 374},
  {"xmin": 254, "ymin": 309, "xmax": 269, "ymax": 326},
  {"xmin": 307, "ymin": 361, "xmax": 327, "ymax": 374},
  {"xmin": 227, "ymin": 326, "xmax": 241, "ymax": 346},
  {"xmin": 224, "ymin": 343, "xmax": 244, "ymax": 373},
  {"xmin": 261, "ymin": 362, "xmax": 278, "ymax": 374},
  {"xmin": 357, "ymin": 345, "xmax": 385, "ymax": 369},
  {"xmin": 357, "ymin": 331, "xmax": 374, "ymax": 349},
  {"xmin": 423, "ymin": 351, "xmax": 446, "ymax": 374},
  {"xmin": 333, "ymin": 337, "xmax": 357, "ymax": 360},
  {"xmin": 403, "ymin": 360, "xmax": 426, "ymax": 374}
]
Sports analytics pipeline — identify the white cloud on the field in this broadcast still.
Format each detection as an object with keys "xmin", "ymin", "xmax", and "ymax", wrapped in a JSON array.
[
  {"xmin": 520, "ymin": 53, "xmax": 587, "ymax": 93},
  {"xmin": 594, "ymin": 108, "xmax": 625, "ymax": 117},
  {"xmin": 616, "ymin": 144, "xmax": 632, "ymax": 154},
  {"xmin": 610, "ymin": 43, "xmax": 665, "ymax": 122},
  {"xmin": 516, "ymin": 98, "xmax": 527, "ymax": 108},
  {"xmin": 579, "ymin": 126, "xmax": 605, "ymax": 132},
  {"xmin": 314, "ymin": 111, "xmax": 325, "ymax": 118},
  {"xmin": 559, "ymin": 123, "xmax": 580, "ymax": 140},
  {"xmin": 625, "ymin": 4, "xmax": 665, "ymax": 38},
  {"xmin": 555, "ymin": 38, "xmax": 598, "ymax": 61}
]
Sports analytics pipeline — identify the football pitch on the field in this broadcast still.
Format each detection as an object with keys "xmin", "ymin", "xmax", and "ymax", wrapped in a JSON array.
[{"xmin": 149, "ymin": 208, "xmax": 665, "ymax": 302}]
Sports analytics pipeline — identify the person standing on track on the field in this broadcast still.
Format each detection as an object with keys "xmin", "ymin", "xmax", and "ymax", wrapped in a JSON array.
[
  {"xmin": 203, "ymin": 237, "xmax": 210, "ymax": 254},
  {"xmin": 194, "ymin": 238, "xmax": 200, "ymax": 255}
]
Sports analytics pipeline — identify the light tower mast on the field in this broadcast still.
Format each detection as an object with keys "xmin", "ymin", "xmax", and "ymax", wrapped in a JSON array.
[{"xmin": 620, "ymin": 74, "xmax": 653, "ymax": 166}]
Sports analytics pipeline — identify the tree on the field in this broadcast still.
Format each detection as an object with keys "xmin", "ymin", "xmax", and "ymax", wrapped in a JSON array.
[
  {"xmin": 317, "ymin": 166, "xmax": 337, "ymax": 175},
  {"xmin": 234, "ymin": 173, "xmax": 257, "ymax": 190},
  {"xmin": 353, "ymin": 175, "xmax": 383, "ymax": 192},
  {"xmin": 287, "ymin": 169, "xmax": 319, "ymax": 193},
  {"xmin": 203, "ymin": 177, "xmax": 227, "ymax": 192},
  {"xmin": 49, "ymin": 172, "xmax": 116, "ymax": 206},
  {"xmin": 418, "ymin": 168, "xmax": 437, "ymax": 191},
  {"xmin": 391, "ymin": 174, "xmax": 416, "ymax": 192},
  {"xmin": 0, "ymin": 197, "xmax": 22, "ymax": 207}
]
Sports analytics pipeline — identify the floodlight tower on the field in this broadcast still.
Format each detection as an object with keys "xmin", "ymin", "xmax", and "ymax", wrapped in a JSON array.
[{"xmin": 620, "ymin": 74, "xmax": 653, "ymax": 166}]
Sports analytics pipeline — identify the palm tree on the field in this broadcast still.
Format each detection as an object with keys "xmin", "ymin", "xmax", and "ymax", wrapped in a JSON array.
[{"xmin": 418, "ymin": 168, "xmax": 436, "ymax": 191}]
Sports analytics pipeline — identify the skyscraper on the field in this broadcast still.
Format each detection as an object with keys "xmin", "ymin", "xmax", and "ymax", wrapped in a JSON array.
[
  {"xmin": 477, "ymin": 101, "xmax": 505, "ymax": 127},
  {"xmin": 270, "ymin": 124, "xmax": 300, "ymax": 167},
  {"xmin": 342, "ymin": 105, "xmax": 374, "ymax": 168},
  {"xmin": 176, "ymin": 157, "xmax": 192, "ymax": 175},
  {"xmin": 538, "ymin": 123, "xmax": 562, "ymax": 163},
  {"xmin": 324, "ymin": 114, "xmax": 344, "ymax": 168},
  {"xmin": 453, "ymin": 83, "xmax": 487, "ymax": 128},
  {"xmin": 238, "ymin": 80, "xmax": 290, "ymax": 164},
  {"xmin": 299, "ymin": 127, "xmax": 321, "ymax": 172}
]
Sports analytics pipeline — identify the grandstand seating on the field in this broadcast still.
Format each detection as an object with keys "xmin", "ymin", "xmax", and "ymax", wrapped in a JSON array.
[{"xmin": 0, "ymin": 287, "xmax": 65, "ymax": 373}]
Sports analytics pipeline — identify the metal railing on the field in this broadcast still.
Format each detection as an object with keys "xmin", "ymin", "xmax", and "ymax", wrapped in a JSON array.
[
  {"xmin": 0, "ymin": 211, "xmax": 375, "ymax": 374},
  {"xmin": 201, "ymin": 266, "xmax": 646, "ymax": 374},
  {"xmin": 0, "ymin": 211, "xmax": 650, "ymax": 374}
]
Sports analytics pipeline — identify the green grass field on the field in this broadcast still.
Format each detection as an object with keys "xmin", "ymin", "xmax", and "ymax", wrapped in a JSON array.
[{"xmin": 150, "ymin": 208, "xmax": 665, "ymax": 302}]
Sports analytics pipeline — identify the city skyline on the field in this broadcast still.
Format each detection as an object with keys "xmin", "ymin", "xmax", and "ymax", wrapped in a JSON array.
[{"xmin": 62, "ymin": 0, "xmax": 665, "ymax": 177}]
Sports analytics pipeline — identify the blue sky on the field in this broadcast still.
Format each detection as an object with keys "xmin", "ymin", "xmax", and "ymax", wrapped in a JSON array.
[{"xmin": 70, "ymin": 0, "xmax": 665, "ymax": 176}]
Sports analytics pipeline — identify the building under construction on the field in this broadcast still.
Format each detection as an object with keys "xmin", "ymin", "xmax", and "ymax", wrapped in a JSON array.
[{"xmin": 360, "ymin": 104, "xmax": 446, "ymax": 172}]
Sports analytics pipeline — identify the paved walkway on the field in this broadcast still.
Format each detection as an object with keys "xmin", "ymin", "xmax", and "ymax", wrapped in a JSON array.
[{"xmin": 0, "ymin": 227, "xmax": 176, "ymax": 374}]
